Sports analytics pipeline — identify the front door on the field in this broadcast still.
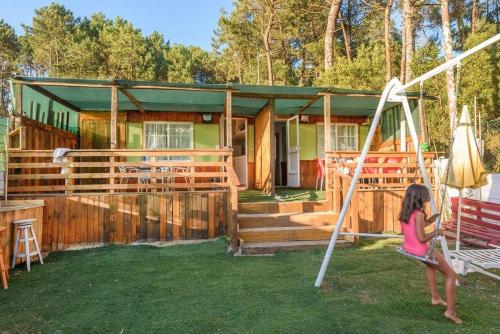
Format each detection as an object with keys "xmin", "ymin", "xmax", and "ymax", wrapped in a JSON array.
[
  {"xmin": 286, "ymin": 115, "xmax": 300, "ymax": 187},
  {"xmin": 232, "ymin": 118, "xmax": 247, "ymax": 189}
]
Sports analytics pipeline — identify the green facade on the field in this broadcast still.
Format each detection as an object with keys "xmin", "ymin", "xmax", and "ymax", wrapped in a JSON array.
[{"xmin": 21, "ymin": 85, "xmax": 79, "ymax": 133}]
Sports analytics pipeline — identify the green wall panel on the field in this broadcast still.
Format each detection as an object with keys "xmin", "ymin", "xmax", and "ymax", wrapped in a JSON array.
[
  {"xmin": 248, "ymin": 124, "xmax": 255, "ymax": 163},
  {"xmin": 194, "ymin": 123, "xmax": 220, "ymax": 162},
  {"xmin": 359, "ymin": 125, "xmax": 369, "ymax": 150},
  {"xmin": 299, "ymin": 124, "xmax": 317, "ymax": 160},
  {"xmin": 21, "ymin": 85, "xmax": 79, "ymax": 133},
  {"xmin": 126, "ymin": 122, "xmax": 143, "ymax": 162}
]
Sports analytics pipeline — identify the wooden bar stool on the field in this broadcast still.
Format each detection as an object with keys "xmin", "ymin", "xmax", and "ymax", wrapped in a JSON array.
[
  {"xmin": 11, "ymin": 219, "xmax": 44, "ymax": 272},
  {"xmin": 0, "ymin": 226, "xmax": 9, "ymax": 289}
]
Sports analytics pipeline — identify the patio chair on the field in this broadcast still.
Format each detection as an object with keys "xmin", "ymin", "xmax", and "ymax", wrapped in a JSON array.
[
  {"xmin": 382, "ymin": 157, "xmax": 403, "ymax": 183},
  {"xmin": 159, "ymin": 166, "xmax": 172, "ymax": 191},
  {"xmin": 361, "ymin": 157, "xmax": 379, "ymax": 184}
]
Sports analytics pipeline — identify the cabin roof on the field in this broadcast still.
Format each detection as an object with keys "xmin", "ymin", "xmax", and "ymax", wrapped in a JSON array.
[{"xmin": 10, "ymin": 76, "xmax": 423, "ymax": 117}]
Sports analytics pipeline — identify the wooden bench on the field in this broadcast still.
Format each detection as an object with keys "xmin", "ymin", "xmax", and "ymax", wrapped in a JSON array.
[{"xmin": 444, "ymin": 198, "xmax": 500, "ymax": 248}]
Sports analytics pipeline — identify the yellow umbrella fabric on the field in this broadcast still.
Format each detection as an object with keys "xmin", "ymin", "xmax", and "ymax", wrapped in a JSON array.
[{"xmin": 444, "ymin": 105, "xmax": 488, "ymax": 190}]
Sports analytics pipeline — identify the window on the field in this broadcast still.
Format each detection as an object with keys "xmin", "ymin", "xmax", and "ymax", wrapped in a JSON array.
[
  {"xmin": 317, "ymin": 123, "xmax": 358, "ymax": 157},
  {"xmin": 144, "ymin": 122, "xmax": 193, "ymax": 159}
]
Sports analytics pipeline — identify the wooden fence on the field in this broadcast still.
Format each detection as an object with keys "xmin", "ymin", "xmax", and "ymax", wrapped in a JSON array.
[
  {"xmin": 22, "ymin": 192, "xmax": 228, "ymax": 252},
  {"xmin": 0, "ymin": 202, "xmax": 44, "ymax": 270},
  {"xmin": 7, "ymin": 149, "xmax": 240, "ymax": 250},
  {"xmin": 326, "ymin": 151, "xmax": 438, "ymax": 233},
  {"xmin": 8, "ymin": 149, "xmax": 236, "ymax": 194}
]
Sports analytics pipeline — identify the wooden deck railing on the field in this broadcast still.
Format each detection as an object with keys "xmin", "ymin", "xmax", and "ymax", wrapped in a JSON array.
[
  {"xmin": 325, "ymin": 151, "xmax": 439, "ymax": 234},
  {"xmin": 325, "ymin": 151, "xmax": 437, "ymax": 191},
  {"xmin": 8, "ymin": 149, "xmax": 238, "ymax": 195}
]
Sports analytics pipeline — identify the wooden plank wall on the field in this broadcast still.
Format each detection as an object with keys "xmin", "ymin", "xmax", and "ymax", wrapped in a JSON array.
[
  {"xmin": 0, "ymin": 204, "xmax": 44, "ymax": 270},
  {"xmin": 79, "ymin": 112, "xmax": 126, "ymax": 149},
  {"xmin": 27, "ymin": 192, "xmax": 228, "ymax": 252},
  {"xmin": 254, "ymin": 103, "xmax": 273, "ymax": 192},
  {"xmin": 356, "ymin": 189, "xmax": 439, "ymax": 233},
  {"xmin": 20, "ymin": 116, "xmax": 78, "ymax": 149}
]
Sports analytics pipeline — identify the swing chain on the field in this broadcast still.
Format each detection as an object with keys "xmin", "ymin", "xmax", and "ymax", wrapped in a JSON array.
[{"xmin": 454, "ymin": 62, "xmax": 461, "ymax": 108}]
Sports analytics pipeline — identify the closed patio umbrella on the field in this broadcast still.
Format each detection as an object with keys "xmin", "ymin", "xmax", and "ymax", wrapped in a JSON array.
[{"xmin": 444, "ymin": 105, "xmax": 488, "ymax": 251}]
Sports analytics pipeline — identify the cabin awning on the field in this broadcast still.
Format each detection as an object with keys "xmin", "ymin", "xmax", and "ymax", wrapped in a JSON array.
[{"xmin": 10, "ymin": 76, "xmax": 422, "ymax": 117}]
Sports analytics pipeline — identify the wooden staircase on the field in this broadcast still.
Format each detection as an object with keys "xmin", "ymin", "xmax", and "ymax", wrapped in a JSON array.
[{"xmin": 237, "ymin": 201, "xmax": 352, "ymax": 255}]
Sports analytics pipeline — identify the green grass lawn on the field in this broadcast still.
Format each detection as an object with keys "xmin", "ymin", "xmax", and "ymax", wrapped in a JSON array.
[
  {"xmin": 239, "ymin": 188, "xmax": 326, "ymax": 203},
  {"xmin": 1, "ymin": 239, "xmax": 498, "ymax": 334}
]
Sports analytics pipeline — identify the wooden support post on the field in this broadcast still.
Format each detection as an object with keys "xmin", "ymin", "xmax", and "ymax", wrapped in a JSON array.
[
  {"xmin": 13, "ymin": 83, "xmax": 23, "ymax": 131},
  {"xmin": 65, "ymin": 156, "xmax": 75, "ymax": 194},
  {"xmin": 225, "ymin": 91, "xmax": 232, "ymax": 147},
  {"xmin": 269, "ymin": 98, "xmax": 275, "ymax": 197},
  {"xmin": 110, "ymin": 86, "xmax": 118, "ymax": 150},
  {"xmin": 150, "ymin": 156, "xmax": 157, "ymax": 192},
  {"xmin": 324, "ymin": 94, "xmax": 332, "ymax": 152},
  {"xmin": 324, "ymin": 94, "xmax": 332, "ymax": 203},
  {"xmin": 109, "ymin": 156, "xmax": 115, "ymax": 193},
  {"xmin": 351, "ymin": 186, "xmax": 360, "ymax": 243}
]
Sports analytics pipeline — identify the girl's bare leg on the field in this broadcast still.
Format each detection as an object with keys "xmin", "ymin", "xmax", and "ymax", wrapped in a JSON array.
[
  {"xmin": 432, "ymin": 250, "xmax": 462, "ymax": 324},
  {"xmin": 425, "ymin": 264, "xmax": 447, "ymax": 306}
]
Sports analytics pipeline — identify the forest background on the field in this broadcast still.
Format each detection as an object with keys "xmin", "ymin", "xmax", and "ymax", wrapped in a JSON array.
[{"xmin": 0, "ymin": 0, "xmax": 498, "ymax": 170}]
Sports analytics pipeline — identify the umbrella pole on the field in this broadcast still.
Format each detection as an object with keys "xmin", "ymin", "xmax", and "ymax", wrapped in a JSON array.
[{"xmin": 456, "ymin": 189, "xmax": 463, "ymax": 252}]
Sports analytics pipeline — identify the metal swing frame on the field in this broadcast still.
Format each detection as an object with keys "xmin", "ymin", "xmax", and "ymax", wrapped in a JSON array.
[{"xmin": 314, "ymin": 34, "xmax": 500, "ymax": 288}]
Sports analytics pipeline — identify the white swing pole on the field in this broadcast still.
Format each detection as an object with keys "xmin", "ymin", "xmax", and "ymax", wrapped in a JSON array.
[
  {"xmin": 314, "ymin": 78, "xmax": 400, "ymax": 287},
  {"xmin": 400, "ymin": 96, "xmax": 453, "ymax": 265},
  {"xmin": 314, "ymin": 34, "xmax": 499, "ymax": 287},
  {"xmin": 397, "ymin": 34, "xmax": 500, "ymax": 93}
]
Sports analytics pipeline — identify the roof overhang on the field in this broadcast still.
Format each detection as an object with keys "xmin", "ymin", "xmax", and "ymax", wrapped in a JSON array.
[{"xmin": 11, "ymin": 76, "xmax": 426, "ymax": 117}]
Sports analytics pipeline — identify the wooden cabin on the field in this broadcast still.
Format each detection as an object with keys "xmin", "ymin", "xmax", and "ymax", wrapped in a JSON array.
[{"xmin": 2, "ymin": 76, "xmax": 437, "ymax": 257}]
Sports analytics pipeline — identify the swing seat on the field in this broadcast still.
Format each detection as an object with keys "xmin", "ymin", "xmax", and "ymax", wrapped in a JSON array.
[{"xmin": 396, "ymin": 246, "xmax": 439, "ymax": 265}]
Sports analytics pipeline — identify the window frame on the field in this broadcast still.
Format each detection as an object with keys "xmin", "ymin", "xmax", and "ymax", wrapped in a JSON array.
[
  {"xmin": 317, "ymin": 122, "xmax": 359, "ymax": 157},
  {"xmin": 142, "ymin": 121, "xmax": 194, "ymax": 150}
]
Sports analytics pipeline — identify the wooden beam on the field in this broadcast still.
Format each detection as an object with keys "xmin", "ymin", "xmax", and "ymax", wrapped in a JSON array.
[
  {"xmin": 294, "ymin": 96, "xmax": 322, "ymax": 116},
  {"xmin": 14, "ymin": 83, "xmax": 22, "ymax": 116},
  {"xmin": 233, "ymin": 92, "xmax": 319, "ymax": 100},
  {"xmin": 269, "ymin": 98, "xmax": 276, "ymax": 197},
  {"xmin": 11, "ymin": 79, "xmax": 232, "ymax": 92},
  {"xmin": 26, "ymin": 84, "xmax": 81, "ymax": 112},
  {"xmin": 324, "ymin": 94, "xmax": 332, "ymax": 152},
  {"xmin": 225, "ymin": 90, "xmax": 232, "ymax": 147},
  {"xmin": 110, "ymin": 86, "xmax": 118, "ymax": 149},
  {"xmin": 119, "ymin": 88, "xmax": 145, "ymax": 113}
]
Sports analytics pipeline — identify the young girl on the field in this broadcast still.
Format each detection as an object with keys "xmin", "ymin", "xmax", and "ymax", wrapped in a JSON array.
[{"xmin": 400, "ymin": 184, "xmax": 462, "ymax": 324}]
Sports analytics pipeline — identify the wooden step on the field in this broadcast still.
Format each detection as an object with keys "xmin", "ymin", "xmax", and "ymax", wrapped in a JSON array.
[
  {"xmin": 239, "ymin": 224, "xmax": 346, "ymax": 243},
  {"xmin": 238, "ymin": 200, "xmax": 332, "ymax": 214},
  {"xmin": 240, "ymin": 239, "xmax": 353, "ymax": 255},
  {"xmin": 238, "ymin": 212, "xmax": 338, "ymax": 228}
]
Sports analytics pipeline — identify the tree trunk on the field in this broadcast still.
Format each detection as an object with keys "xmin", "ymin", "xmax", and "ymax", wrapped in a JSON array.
[
  {"xmin": 403, "ymin": 0, "xmax": 415, "ymax": 84},
  {"xmin": 472, "ymin": 0, "xmax": 479, "ymax": 33},
  {"xmin": 384, "ymin": 0, "xmax": 394, "ymax": 82},
  {"xmin": 263, "ymin": 21, "xmax": 273, "ymax": 86},
  {"xmin": 261, "ymin": 2, "xmax": 274, "ymax": 86},
  {"xmin": 441, "ymin": 0, "xmax": 458, "ymax": 130},
  {"xmin": 338, "ymin": 11, "xmax": 352, "ymax": 62},
  {"xmin": 324, "ymin": 0, "xmax": 342, "ymax": 70},
  {"xmin": 299, "ymin": 48, "xmax": 307, "ymax": 86},
  {"xmin": 399, "ymin": 22, "xmax": 406, "ymax": 83}
]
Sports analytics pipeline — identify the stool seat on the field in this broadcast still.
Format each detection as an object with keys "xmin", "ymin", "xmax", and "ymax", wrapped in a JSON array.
[
  {"xmin": 12, "ymin": 219, "xmax": 36, "ymax": 226},
  {"xmin": 11, "ymin": 218, "xmax": 43, "ymax": 272}
]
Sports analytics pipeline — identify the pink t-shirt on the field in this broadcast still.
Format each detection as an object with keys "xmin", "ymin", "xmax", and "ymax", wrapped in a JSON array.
[{"xmin": 401, "ymin": 210, "xmax": 429, "ymax": 257}]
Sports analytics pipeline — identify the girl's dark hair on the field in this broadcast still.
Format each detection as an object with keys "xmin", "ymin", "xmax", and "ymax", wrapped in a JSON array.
[{"xmin": 399, "ymin": 184, "xmax": 430, "ymax": 223}]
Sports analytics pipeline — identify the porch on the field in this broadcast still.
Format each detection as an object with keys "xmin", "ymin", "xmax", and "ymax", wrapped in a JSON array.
[{"xmin": 2, "ymin": 77, "xmax": 435, "ymax": 256}]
